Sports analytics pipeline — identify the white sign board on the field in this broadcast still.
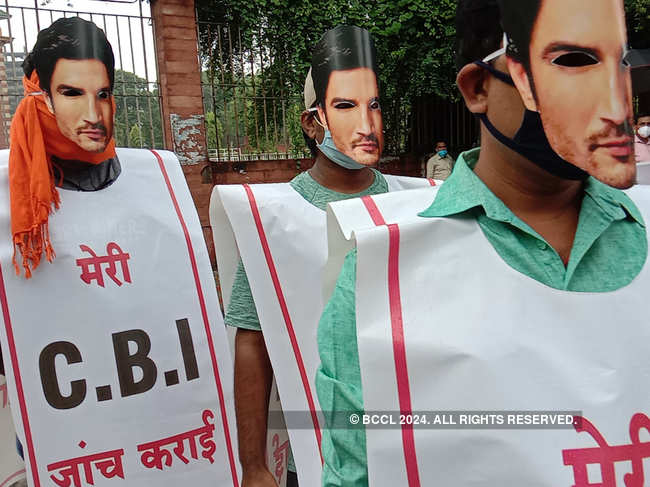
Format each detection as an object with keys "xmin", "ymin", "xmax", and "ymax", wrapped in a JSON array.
[
  {"xmin": 0, "ymin": 149, "xmax": 240, "ymax": 487},
  {"xmin": 327, "ymin": 186, "xmax": 650, "ymax": 487}
]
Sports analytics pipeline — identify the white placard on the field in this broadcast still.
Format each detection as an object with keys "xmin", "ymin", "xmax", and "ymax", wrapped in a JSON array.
[
  {"xmin": 0, "ymin": 149, "xmax": 240, "ymax": 487},
  {"xmin": 211, "ymin": 175, "xmax": 433, "ymax": 486},
  {"xmin": 328, "ymin": 185, "xmax": 650, "ymax": 487}
]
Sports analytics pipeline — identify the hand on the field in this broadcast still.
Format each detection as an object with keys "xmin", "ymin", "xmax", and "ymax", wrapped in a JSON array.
[{"xmin": 241, "ymin": 467, "xmax": 280, "ymax": 487}]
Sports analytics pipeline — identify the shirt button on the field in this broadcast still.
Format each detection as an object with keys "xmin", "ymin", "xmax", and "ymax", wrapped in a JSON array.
[{"xmin": 537, "ymin": 241, "xmax": 548, "ymax": 250}]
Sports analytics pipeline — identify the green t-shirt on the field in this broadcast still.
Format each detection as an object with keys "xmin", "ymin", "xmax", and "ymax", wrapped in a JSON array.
[
  {"xmin": 224, "ymin": 168, "xmax": 389, "ymax": 473},
  {"xmin": 316, "ymin": 148, "xmax": 647, "ymax": 486}
]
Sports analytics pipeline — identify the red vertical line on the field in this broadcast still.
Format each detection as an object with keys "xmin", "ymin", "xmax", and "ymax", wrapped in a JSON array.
[{"xmin": 242, "ymin": 184, "xmax": 323, "ymax": 461}]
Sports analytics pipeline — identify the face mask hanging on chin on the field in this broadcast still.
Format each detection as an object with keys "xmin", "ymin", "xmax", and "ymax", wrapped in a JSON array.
[
  {"xmin": 316, "ymin": 129, "xmax": 366, "ymax": 170},
  {"xmin": 472, "ymin": 40, "xmax": 588, "ymax": 181},
  {"xmin": 477, "ymin": 110, "xmax": 588, "ymax": 181}
]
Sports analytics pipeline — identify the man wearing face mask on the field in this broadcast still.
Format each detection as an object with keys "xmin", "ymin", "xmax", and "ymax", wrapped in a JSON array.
[
  {"xmin": 425, "ymin": 141, "xmax": 455, "ymax": 180},
  {"xmin": 211, "ymin": 26, "xmax": 432, "ymax": 487},
  {"xmin": 634, "ymin": 112, "xmax": 650, "ymax": 163},
  {"xmin": 317, "ymin": 0, "xmax": 649, "ymax": 485}
]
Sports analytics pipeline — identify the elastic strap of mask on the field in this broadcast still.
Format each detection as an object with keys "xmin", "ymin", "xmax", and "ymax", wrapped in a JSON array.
[
  {"xmin": 307, "ymin": 106, "xmax": 327, "ymax": 129},
  {"xmin": 474, "ymin": 61, "xmax": 515, "ymax": 87},
  {"xmin": 475, "ymin": 32, "xmax": 516, "ymax": 87},
  {"xmin": 477, "ymin": 112, "xmax": 520, "ymax": 152},
  {"xmin": 477, "ymin": 112, "xmax": 588, "ymax": 181},
  {"xmin": 482, "ymin": 33, "xmax": 508, "ymax": 62}
]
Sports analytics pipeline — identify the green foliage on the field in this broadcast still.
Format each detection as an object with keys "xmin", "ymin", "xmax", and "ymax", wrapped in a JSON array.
[
  {"xmin": 113, "ymin": 69, "xmax": 163, "ymax": 149},
  {"xmin": 128, "ymin": 125, "xmax": 142, "ymax": 147},
  {"xmin": 626, "ymin": 0, "xmax": 650, "ymax": 49}
]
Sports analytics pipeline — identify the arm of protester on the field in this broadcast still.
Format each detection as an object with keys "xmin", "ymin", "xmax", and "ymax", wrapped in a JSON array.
[
  {"xmin": 316, "ymin": 249, "xmax": 369, "ymax": 487},
  {"xmin": 225, "ymin": 261, "xmax": 277, "ymax": 486},
  {"xmin": 234, "ymin": 329, "xmax": 278, "ymax": 487}
]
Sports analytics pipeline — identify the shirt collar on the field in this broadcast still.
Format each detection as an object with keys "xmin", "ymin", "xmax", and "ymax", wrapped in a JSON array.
[
  {"xmin": 420, "ymin": 148, "xmax": 515, "ymax": 222},
  {"xmin": 583, "ymin": 176, "xmax": 645, "ymax": 227},
  {"xmin": 419, "ymin": 147, "xmax": 644, "ymax": 227},
  {"xmin": 636, "ymin": 134, "xmax": 650, "ymax": 145}
]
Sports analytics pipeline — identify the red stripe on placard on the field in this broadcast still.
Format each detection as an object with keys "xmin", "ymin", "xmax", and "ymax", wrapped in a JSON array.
[
  {"xmin": 361, "ymin": 196, "xmax": 421, "ymax": 487},
  {"xmin": 386, "ymin": 223, "xmax": 421, "ymax": 487},
  {"xmin": 361, "ymin": 196, "xmax": 386, "ymax": 226},
  {"xmin": 151, "ymin": 150, "xmax": 240, "ymax": 487},
  {"xmin": 242, "ymin": 184, "xmax": 323, "ymax": 462},
  {"xmin": 428, "ymin": 178, "xmax": 436, "ymax": 186},
  {"xmin": 0, "ymin": 267, "xmax": 39, "ymax": 487}
]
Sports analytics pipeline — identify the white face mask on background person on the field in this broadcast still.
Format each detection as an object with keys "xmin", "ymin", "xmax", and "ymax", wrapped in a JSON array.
[{"xmin": 638, "ymin": 125, "xmax": 650, "ymax": 139}]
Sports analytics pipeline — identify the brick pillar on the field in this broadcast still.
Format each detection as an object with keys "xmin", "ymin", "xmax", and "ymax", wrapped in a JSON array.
[{"xmin": 151, "ymin": 0, "xmax": 216, "ymax": 267}]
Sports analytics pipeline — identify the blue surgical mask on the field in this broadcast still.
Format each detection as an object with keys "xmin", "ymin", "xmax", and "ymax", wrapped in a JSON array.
[
  {"xmin": 438, "ymin": 150, "xmax": 448, "ymax": 158},
  {"xmin": 316, "ymin": 129, "xmax": 365, "ymax": 170}
]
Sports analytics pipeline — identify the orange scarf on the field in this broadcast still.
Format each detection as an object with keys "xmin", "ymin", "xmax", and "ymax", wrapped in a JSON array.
[{"xmin": 9, "ymin": 72, "xmax": 116, "ymax": 278}]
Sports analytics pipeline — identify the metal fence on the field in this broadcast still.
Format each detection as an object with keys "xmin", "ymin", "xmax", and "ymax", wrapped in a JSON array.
[
  {"xmin": 197, "ymin": 21, "xmax": 310, "ymax": 162},
  {"xmin": 0, "ymin": 0, "xmax": 164, "ymax": 150}
]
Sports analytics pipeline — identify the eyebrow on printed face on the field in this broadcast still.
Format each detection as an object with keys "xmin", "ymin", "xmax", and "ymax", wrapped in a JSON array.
[
  {"xmin": 329, "ymin": 96, "xmax": 380, "ymax": 106},
  {"xmin": 55, "ymin": 84, "xmax": 111, "ymax": 95},
  {"xmin": 542, "ymin": 43, "xmax": 600, "ymax": 58}
]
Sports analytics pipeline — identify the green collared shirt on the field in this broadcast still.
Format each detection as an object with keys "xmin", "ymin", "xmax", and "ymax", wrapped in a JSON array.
[{"xmin": 316, "ymin": 148, "xmax": 647, "ymax": 486}]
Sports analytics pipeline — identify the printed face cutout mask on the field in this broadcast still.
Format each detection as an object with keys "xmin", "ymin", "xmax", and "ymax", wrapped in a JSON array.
[
  {"xmin": 311, "ymin": 26, "xmax": 384, "ymax": 170},
  {"xmin": 503, "ymin": 0, "xmax": 635, "ymax": 188}
]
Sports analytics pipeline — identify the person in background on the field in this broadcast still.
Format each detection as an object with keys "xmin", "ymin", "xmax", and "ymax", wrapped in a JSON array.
[
  {"xmin": 225, "ymin": 26, "xmax": 390, "ymax": 487},
  {"xmin": 425, "ymin": 140, "xmax": 455, "ymax": 179},
  {"xmin": 635, "ymin": 112, "xmax": 650, "ymax": 163}
]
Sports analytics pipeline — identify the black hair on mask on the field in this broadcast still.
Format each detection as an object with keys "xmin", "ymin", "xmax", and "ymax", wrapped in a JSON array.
[
  {"xmin": 23, "ymin": 17, "xmax": 115, "ymax": 93},
  {"xmin": 496, "ymin": 0, "xmax": 542, "ymax": 69},
  {"xmin": 455, "ymin": 0, "xmax": 504, "ymax": 69},
  {"xmin": 311, "ymin": 25, "xmax": 378, "ymax": 106}
]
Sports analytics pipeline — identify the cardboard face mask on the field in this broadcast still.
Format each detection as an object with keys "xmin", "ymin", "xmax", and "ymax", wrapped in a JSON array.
[
  {"xmin": 311, "ymin": 25, "xmax": 384, "ymax": 169},
  {"xmin": 499, "ymin": 0, "xmax": 636, "ymax": 189},
  {"xmin": 46, "ymin": 58, "xmax": 114, "ymax": 154}
]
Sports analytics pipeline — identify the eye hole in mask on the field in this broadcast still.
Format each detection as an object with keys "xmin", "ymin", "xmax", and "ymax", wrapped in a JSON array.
[{"xmin": 551, "ymin": 52, "xmax": 599, "ymax": 67}]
